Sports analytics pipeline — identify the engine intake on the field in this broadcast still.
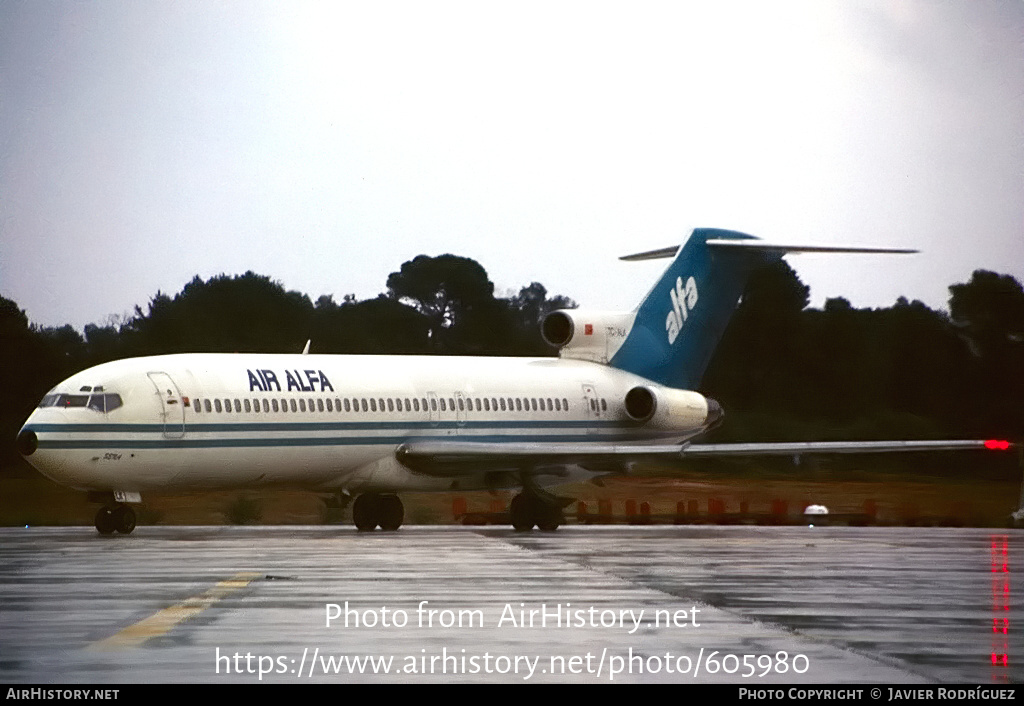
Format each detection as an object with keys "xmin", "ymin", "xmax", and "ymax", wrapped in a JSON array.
[
  {"xmin": 541, "ymin": 311, "xmax": 574, "ymax": 348},
  {"xmin": 624, "ymin": 386, "xmax": 657, "ymax": 422}
]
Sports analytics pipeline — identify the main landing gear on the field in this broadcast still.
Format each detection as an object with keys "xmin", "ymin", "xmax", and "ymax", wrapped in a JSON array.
[
  {"xmin": 352, "ymin": 493, "xmax": 404, "ymax": 531},
  {"xmin": 509, "ymin": 491, "xmax": 567, "ymax": 532},
  {"xmin": 94, "ymin": 504, "xmax": 136, "ymax": 535}
]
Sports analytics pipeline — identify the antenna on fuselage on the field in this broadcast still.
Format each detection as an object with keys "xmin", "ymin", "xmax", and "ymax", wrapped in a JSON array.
[{"xmin": 302, "ymin": 340, "xmax": 311, "ymax": 355}]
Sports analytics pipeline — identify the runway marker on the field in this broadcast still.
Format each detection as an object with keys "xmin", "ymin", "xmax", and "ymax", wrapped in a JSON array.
[{"xmin": 87, "ymin": 572, "xmax": 260, "ymax": 650}]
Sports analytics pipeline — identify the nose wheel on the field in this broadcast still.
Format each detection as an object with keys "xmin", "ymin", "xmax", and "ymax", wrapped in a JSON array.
[{"xmin": 95, "ymin": 505, "xmax": 136, "ymax": 535}]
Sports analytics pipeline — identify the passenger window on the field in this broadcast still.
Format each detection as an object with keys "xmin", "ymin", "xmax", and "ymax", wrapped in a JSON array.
[
  {"xmin": 413, "ymin": 398, "xmax": 420, "ymax": 412},
  {"xmin": 370, "ymin": 399, "xmax": 377, "ymax": 412},
  {"xmin": 448, "ymin": 398, "xmax": 455, "ymax": 410},
  {"xmin": 344, "ymin": 399, "xmax": 351, "ymax": 412},
  {"xmin": 387, "ymin": 399, "xmax": 394, "ymax": 412},
  {"xmin": 601, "ymin": 399, "xmax": 607, "ymax": 411},
  {"xmin": 215, "ymin": 399, "xmax": 223, "ymax": 413},
  {"xmin": 290, "ymin": 399, "xmax": 297, "ymax": 412},
  {"xmin": 483, "ymin": 398, "xmax": 490, "ymax": 411},
  {"xmin": 563, "ymin": 398, "xmax": 569, "ymax": 410},
  {"xmin": 432, "ymin": 398, "xmax": 439, "ymax": 411},
  {"xmin": 440, "ymin": 399, "xmax": 447, "ymax": 412},
  {"xmin": 500, "ymin": 398, "xmax": 506, "ymax": 411},
  {"xmin": 531, "ymin": 399, "xmax": 537, "ymax": 411},
  {"xmin": 194, "ymin": 398, "xmax": 202, "ymax": 414},
  {"xmin": 554, "ymin": 398, "xmax": 561, "ymax": 411},
  {"xmin": 457, "ymin": 398, "xmax": 464, "ymax": 412},
  {"xmin": 326, "ymin": 398, "xmax": 332, "ymax": 412},
  {"xmin": 244, "ymin": 399, "xmax": 252, "ymax": 413},
  {"xmin": 204, "ymin": 399, "xmax": 212, "ymax": 413},
  {"xmin": 272, "ymin": 399, "xmax": 279, "ymax": 413},
  {"xmin": 515, "ymin": 399, "xmax": 522, "ymax": 412}
]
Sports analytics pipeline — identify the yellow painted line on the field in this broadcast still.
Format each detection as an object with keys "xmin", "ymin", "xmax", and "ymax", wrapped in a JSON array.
[{"xmin": 88, "ymin": 572, "xmax": 260, "ymax": 651}]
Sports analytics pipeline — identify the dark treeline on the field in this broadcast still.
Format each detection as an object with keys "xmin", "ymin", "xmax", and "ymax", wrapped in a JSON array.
[
  {"xmin": 1, "ymin": 254, "xmax": 1022, "ymax": 471},
  {"xmin": 702, "ymin": 262, "xmax": 1024, "ymax": 450}
]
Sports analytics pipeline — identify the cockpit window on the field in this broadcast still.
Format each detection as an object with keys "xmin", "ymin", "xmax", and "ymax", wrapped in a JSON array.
[
  {"xmin": 56, "ymin": 395, "xmax": 89, "ymax": 407},
  {"xmin": 38, "ymin": 393, "xmax": 122, "ymax": 412},
  {"xmin": 87, "ymin": 393, "xmax": 123, "ymax": 413}
]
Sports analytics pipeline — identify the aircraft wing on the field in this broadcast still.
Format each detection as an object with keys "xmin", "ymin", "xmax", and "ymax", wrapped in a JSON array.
[
  {"xmin": 395, "ymin": 441, "xmax": 683, "ymax": 476},
  {"xmin": 395, "ymin": 439, "xmax": 1014, "ymax": 478}
]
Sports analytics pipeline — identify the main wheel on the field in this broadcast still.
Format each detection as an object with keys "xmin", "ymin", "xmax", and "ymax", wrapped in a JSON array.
[
  {"xmin": 536, "ymin": 507, "xmax": 563, "ymax": 532},
  {"xmin": 510, "ymin": 494, "xmax": 536, "ymax": 532},
  {"xmin": 378, "ymin": 495, "xmax": 404, "ymax": 531},
  {"xmin": 352, "ymin": 494, "xmax": 381, "ymax": 531}
]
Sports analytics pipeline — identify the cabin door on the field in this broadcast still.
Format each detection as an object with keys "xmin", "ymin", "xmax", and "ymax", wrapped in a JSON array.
[
  {"xmin": 148, "ymin": 372, "xmax": 185, "ymax": 439},
  {"xmin": 582, "ymin": 383, "xmax": 603, "ymax": 434}
]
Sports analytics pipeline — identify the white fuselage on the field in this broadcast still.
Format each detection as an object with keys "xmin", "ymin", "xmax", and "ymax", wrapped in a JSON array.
[{"xmin": 20, "ymin": 353, "xmax": 712, "ymax": 495}]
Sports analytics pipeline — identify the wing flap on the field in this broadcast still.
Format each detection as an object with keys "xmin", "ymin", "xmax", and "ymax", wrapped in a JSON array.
[{"xmin": 395, "ymin": 441, "xmax": 685, "ymax": 477}]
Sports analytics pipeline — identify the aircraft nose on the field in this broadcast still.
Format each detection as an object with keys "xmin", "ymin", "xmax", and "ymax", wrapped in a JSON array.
[{"xmin": 705, "ymin": 398, "xmax": 724, "ymax": 428}]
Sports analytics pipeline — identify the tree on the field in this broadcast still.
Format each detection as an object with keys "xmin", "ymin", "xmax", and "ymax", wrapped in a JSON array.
[
  {"xmin": 386, "ymin": 255, "xmax": 500, "ymax": 353},
  {"xmin": 948, "ymin": 270, "xmax": 1024, "ymax": 437},
  {"xmin": 504, "ymin": 282, "xmax": 577, "ymax": 355}
]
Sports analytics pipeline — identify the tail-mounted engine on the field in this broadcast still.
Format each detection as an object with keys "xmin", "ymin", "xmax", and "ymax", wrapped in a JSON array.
[
  {"xmin": 541, "ymin": 310, "xmax": 636, "ymax": 365},
  {"xmin": 623, "ymin": 384, "xmax": 721, "ymax": 431}
]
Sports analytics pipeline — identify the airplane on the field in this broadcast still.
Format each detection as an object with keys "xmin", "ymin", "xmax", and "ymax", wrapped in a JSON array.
[{"xmin": 15, "ymin": 228, "xmax": 1014, "ymax": 534}]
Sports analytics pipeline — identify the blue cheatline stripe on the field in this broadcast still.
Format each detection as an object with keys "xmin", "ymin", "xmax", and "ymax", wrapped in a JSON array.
[
  {"xmin": 25, "ymin": 419, "xmax": 619, "ymax": 434},
  {"xmin": 35, "ymin": 431, "xmax": 658, "ymax": 450}
]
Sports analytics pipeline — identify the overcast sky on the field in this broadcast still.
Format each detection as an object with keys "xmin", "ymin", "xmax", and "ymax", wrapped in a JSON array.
[{"xmin": 2, "ymin": 1, "xmax": 1022, "ymax": 331}]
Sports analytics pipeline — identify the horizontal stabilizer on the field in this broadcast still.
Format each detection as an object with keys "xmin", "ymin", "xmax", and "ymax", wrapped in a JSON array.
[
  {"xmin": 620, "ymin": 241, "xmax": 916, "ymax": 260},
  {"xmin": 619, "ymin": 246, "xmax": 680, "ymax": 261},
  {"xmin": 705, "ymin": 240, "xmax": 918, "ymax": 255}
]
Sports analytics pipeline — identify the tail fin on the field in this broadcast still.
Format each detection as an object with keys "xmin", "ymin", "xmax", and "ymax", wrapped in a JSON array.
[{"xmin": 608, "ymin": 228, "xmax": 915, "ymax": 390}]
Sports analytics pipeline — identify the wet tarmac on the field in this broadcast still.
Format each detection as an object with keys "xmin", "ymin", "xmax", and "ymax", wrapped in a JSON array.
[{"xmin": 0, "ymin": 525, "xmax": 1019, "ymax": 683}]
